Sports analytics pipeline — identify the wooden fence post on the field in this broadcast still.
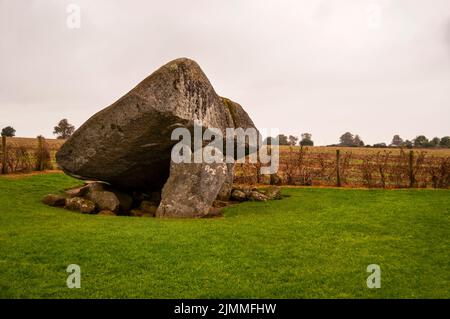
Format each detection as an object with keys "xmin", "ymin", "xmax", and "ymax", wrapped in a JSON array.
[
  {"xmin": 268, "ymin": 145, "xmax": 276, "ymax": 185},
  {"xmin": 37, "ymin": 136, "xmax": 44, "ymax": 171},
  {"xmin": 1, "ymin": 136, "xmax": 7, "ymax": 174},
  {"xmin": 336, "ymin": 149, "xmax": 341, "ymax": 187},
  {"xmin": 409, "ymin": 150, "xmax": 414, "ymax": 187}
]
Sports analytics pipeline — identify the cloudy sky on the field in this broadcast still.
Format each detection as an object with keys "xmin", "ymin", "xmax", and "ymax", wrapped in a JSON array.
[{"xmin": 1, "ymin": 0, "xmax": 449, "ymax": 145}]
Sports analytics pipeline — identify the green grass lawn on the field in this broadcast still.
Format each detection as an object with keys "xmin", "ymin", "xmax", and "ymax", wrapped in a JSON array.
[{"xmin": 0, "ymin": 173, "xmax": 449, "ymax": 298}]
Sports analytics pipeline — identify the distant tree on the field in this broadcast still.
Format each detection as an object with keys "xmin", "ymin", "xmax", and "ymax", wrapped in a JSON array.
[
  {"xmin": 301, "ymin": 132, "xmax": 312, "ymax": 141},
  {"xmin": 277, "ymin": 134, "xmax": 290, "ymax": 146},
  {"xmin": 440, "ymin": 136, "xmax": 450, "ymax": 148},
  {"xmin": 413, "ymin": 135, "xmax": 429, "ymax": 148},
  {"xmin": 353, "ymin": 135, "xmax": 364, "ymax": 147},
  {"xmin": 339, "ymin": 132, "xmax": 354, "ymax": 147},
  {"xmin": 404, "ymin": 140, "xmax": 413, "ymax": 149},
  {"xmin": 288, "ymin": 135, "xmax": 299, "ymax": 146},
  {"xmin": 430, "ymin": 137, "xmax": 441, "ymax": 147},
  {"xmin": 373, "ymin": 143, "xmax": 387, "ymax": 148},
  {"xmin": 53, "ymin": 119, "xmax": 75, "ymax": 139},
  {"xmin": 300, "ymin": 133, "xmax": 314, "ymax": 146},
  {"xmin": 1, "ymin": 126, "xmax": 16, "ymax": 137},
  {"xmin": 391, "ymin": 135, "xmax": 403, "ymax": 147},
  {"xmin": 339, "ymin": 132, "xmax": 364, "ymax": 147}
]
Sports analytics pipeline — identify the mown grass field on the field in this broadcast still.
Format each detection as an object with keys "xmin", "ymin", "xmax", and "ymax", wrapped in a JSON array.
[{"xmin": 0, "ymin": 173, "xmax": 449, "ymax": 298}]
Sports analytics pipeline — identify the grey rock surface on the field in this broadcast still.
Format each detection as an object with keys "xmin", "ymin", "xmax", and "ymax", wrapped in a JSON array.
[
  {"xmin": 56, "ymin": 58, "xmax": 259, "ymax": 218},
  {"xmin": 65, "ymin": 185, "xmax": 89, "ymax": 198},
  {"xmin": 86, "ymin": 190, "xmax": 121, "ymax": 212},
  {"xmin": 140, "ymin": 201, "xmax": 158, "ymax": 216},
  {"xmin": 259, "ymin": 186, "xmax": 282, "ymax": 200},
  {"xmin": 42, "ymin": 194, "xmax": 66, "ymax": 207},
  {"xmin": 216, "ymin": 163, "xmax": 235, "ymax": 201},
  {"xmin": 230, "ymin": 189, "xmax": 247, "ymax": 202},
  {"xmin": 156, "ymin": 160, "xmax": 228, "ymax": 218},
  {"xmin": 56, "ymin": 58, "xmax": 256, "ymax": 192},
  {"xmin": 65, "ymin": 197, "xmax": 96, "ymax": 214},
  {"xmin": 248, "ymin": 190, "xmax": 269, "ymax": 202}
]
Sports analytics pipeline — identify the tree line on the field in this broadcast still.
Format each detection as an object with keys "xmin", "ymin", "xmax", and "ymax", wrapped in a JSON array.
[
  {"xmin": 2, "ymin": 122, "xmax": 449, "ymax": 149},
  {"xmin": 265, "ymin": 133, "xmax": 315, "ymax": 146},
  {"xmin": 266, "ymin": 132, "xmax": 450, "ymax": 148},
  {"xmin": 1, "ymin": 119, "xmax": 75, "ymax": 139}
]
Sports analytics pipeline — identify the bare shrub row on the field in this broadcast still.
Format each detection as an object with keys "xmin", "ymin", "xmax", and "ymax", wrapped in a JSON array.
[{"xmin": 235, "ymin": 147, "xmax": 450, "ymax": 189}]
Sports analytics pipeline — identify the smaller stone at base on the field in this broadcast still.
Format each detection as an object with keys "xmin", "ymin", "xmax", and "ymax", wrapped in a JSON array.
[
  {"xmin": 231, "ymin": 189, "xmax": 247, "ymax": 202},
  {"xmin": 87, "ymin": 190, "xmax": 120, "ymax": 212},
  {"xmin": 65, "ymin": 185, "xmax": 89, "ymax": 198},
  {"xmin": 259, "ymin": 186, "xmax": 282, "ymax": 200},
  {"xmin": 42, "ymin": 194, "xmax": 66, "ymax": 207},
  {"xmin": 248, "ymin": 190, "xmax": 269, "ymax": 201},
  {"xmin": 140, "ymin": 201, "xmax": 158, "ymax": 216},
  {"xmin": 83, "ymin": 181, "xmax": 106, "ymax": 192},
  {"xmin": 65, "ymin": 197, "xmax": 96, "ymax": 214}
]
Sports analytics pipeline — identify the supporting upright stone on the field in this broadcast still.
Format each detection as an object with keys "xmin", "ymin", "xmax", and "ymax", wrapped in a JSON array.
[{"xmin": 156, "ymin": 159, "xmax": 228, "ymax": 218}]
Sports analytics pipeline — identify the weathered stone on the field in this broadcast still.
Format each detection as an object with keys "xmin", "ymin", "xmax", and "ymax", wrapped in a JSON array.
[
  {"xmin": 248, "ymin": 190, "xmax": 269, "ymax": 202},
  {"xmin": 259, "ymin": 186, "xmax": 282, "ymax": 200},
  {"xmin": 233, "ymin": 186, "xmax": 254, "ymax": 196},
  {"xmin": 156, "ymin": 161, "xmax": 228, "ymax": 218},
  {"xmin": 221, "ymin": 97, "xmax": 257, "ymax": 131},
  {"xmin": 98, "ymin": 210, "xmax": 116, "ymax": 216},
  {"xmin": 65, "ymin": 197, "xmax": 96, "ymax": 214},
  {"xmin": 113, "ymin": 191, "xmax": 133, "ymax": 212},
  {"xmin": 212, "ymin": 200, "xmax": 231, "ymax": 208},
  {"xmin": 65, "ymin": 185, "xmax": 89, "ymax": 198},
  {"xmin": 84, "ymin": 181, "xmax": 106, "ymax": 192},
  {"xmin": 216, "ymin": 163, "xmax": 235, "ymax": 201},
  {"xmin": 86, "ymin": 191, "xmax": 120, "ymax": 212},
  {"xmin": 56, "ymin": 58, "xmax": 256, "ymax": 192},
  {"xmin": 140, "ymin": 201, "xmax": 158, "ymax": 216},
  {"xmin": 42, "ymin": 194, "xmax": 66, "ymax": 207},
  {"xmin": 230, "ymin": 189, "xmax": 247, "ymax": 202},
  {"xmin": 56, "ymin": 58, "xmax": 260, "ymax": 218}
]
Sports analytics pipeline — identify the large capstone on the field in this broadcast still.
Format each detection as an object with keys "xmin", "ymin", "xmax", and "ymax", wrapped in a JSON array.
[{"xmin": 56, "ymin": 58, "xmax": 258, "ymax": 217}]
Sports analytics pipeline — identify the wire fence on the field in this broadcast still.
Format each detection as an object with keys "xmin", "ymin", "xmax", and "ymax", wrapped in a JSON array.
[
  {"xmin": 1, "ymin": 139, "xmax": 449, "ymax": 189},
  {"xmin": 0, "ymin": 136, "xmax": 60, "ymax": 174},
  {"xmin": 234, "ymin": 146, "xmax": 450, "ymax": 189}
]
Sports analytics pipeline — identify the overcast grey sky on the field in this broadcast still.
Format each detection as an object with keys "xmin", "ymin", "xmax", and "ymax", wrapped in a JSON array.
[{"xmin": 1, "ymin": 0, "xmax": 449, "ymax": 145}]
